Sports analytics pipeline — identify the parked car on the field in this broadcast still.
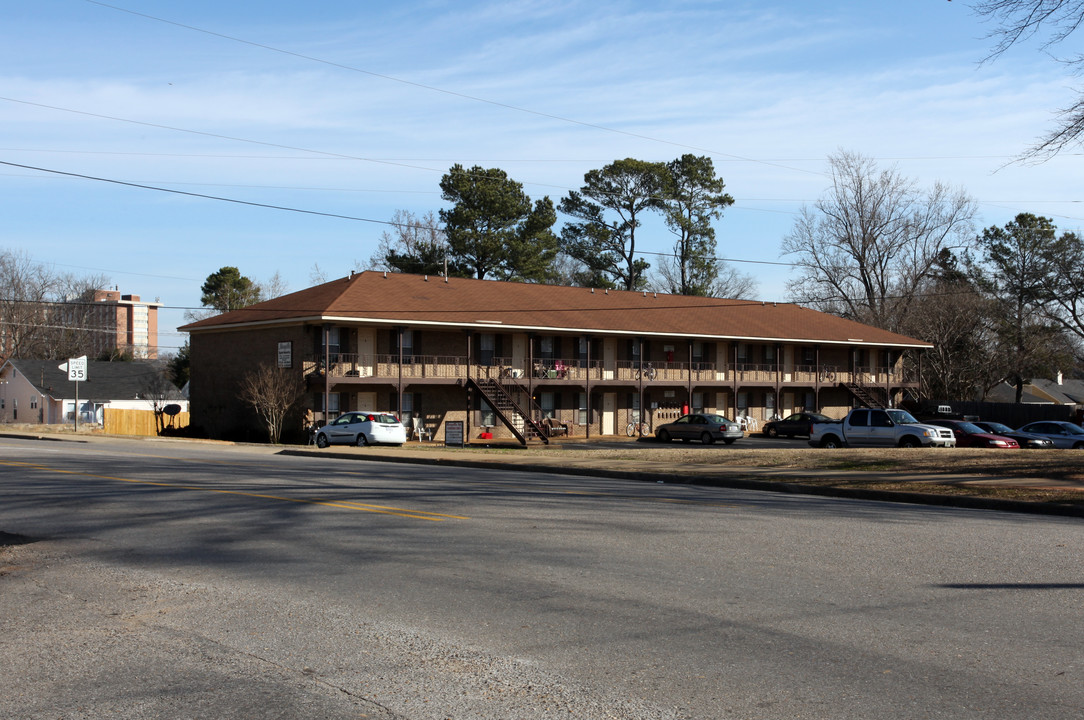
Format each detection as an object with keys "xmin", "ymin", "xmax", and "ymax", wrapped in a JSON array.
[
  {"xmin": 315, "ymin": 411, "xmax": 407, "ymax": 448},
  {"xmin": 972, "ymin": 421, "xmax": 1056, "ymax": 449},
  {"xmin": 1016, "ymin": 421, "xmax": 1084, "ymax": 449},
  {"xmin": 655, "ymin": 414, "xmax": 743, "ymax": 445},
  {"xmin": 762, "ymin": 412, "xmax": 833, "ymax": 438},
  {"xmin": 924, "ymin": 419, "xmax": 1020, "ymax": 448},
  {"xmin": 809, "ymin": 408, "xmax": 956, "ymax": 448}
]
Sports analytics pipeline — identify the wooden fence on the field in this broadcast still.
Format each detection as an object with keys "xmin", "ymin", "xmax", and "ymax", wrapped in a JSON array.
[{"xmin": 103, "ymin": 408, "xmax": 190, "ymax": 437}]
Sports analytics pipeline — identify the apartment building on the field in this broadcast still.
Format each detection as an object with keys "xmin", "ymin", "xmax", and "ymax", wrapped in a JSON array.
[
  {"xmin": 181, "ymin": 271, "xmax": 930, "ymax": 443},
  {"xmin": 86, "ymin": 290, "xmax": 161, "ymax": 359}
]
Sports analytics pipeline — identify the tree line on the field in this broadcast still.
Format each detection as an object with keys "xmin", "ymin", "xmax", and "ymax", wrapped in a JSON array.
[
  {"xmin": 368, "ymin": 155, "xmax": 755, "ymax": 298},
  {"xmin": 783, "ymin": 149, "xmax": 1084, "ymax": 403}
]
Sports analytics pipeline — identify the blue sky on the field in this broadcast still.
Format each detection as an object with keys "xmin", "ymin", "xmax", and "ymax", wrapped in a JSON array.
[{"xmin": 3, "ymin": 1, "xmax": 1081, "ymax": 354}]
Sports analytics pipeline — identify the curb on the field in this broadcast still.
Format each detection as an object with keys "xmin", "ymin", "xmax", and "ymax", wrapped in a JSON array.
[{"xmin": 278, "ymin": 449, "xmax": 1084, "ymax": 519}]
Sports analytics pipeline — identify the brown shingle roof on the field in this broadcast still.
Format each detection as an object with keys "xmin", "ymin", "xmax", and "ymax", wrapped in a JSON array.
[{"xmin": 180, "ymin": 271, "xmax": 931, "ymax": 348}]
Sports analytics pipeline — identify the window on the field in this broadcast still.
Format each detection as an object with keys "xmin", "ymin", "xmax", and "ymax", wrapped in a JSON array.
[
  {"xmin": 850, "ymin": 410, "xmax": 868, "ymax": 426},
  {"xmin": 480, "ymin": 401, "xmax": 495, "ymax": 428},
  {"xmin": 737, "ymin": 392, "xmax": 748, "ymax": 415},
  {"xmin": 736, "ymin": 344, "xmax": 749, "ymax": 364},
  {"xmin": 803, "ymin": 347, "xmax": 816, "ymax": 366},
  {"xmin": 629, "ymin": 393, "xmax": 641, "ymax": 423},
  {"xmin": 871, "ymin": 410, "xmax": 892, "ymax": 427},
  {"xmin": 479, "ymin": 333, "xmax": 495, "ymax": 365},
  {"xmin": 321, "ymin": 327, "xmax": 341, "ymax": 361},
  {"xmin": 765, "ymin": 345, "xmax": 777, "ymax": 364},
  {"xmin": 30, "ymin": 397, "xmax": 37, "ymax": 409},
  {"xmin": 400, "ymin": 392, "xmax": 414, "ymax": 428},
  {"xmin": 540, "ymin": 336, "xmax": 554, "ymax": 361},
  {"xmin": 766, "ymin": 391, "xmax": 775, "ymax": 415},
  {"xmin": 692, "ymin": 392, "xmax": 704, "ymax": 414},
  {"xmin": 577, "ymin": 392, "xmax": 587, "ymax": 425},
  {"xmin": 315, "ymin": 392, "xmax": 341, "ymax": 418},
  {"xmin": 804, "ymin": 391, "xmax": 816, "ymax": 412},
  {"xmin": 401, "ymin": 328, "xmax": 414, "ymax": 358},
  {"xmin": 540, "ymin": 391, "xmax": 555, "ymax": 419}
]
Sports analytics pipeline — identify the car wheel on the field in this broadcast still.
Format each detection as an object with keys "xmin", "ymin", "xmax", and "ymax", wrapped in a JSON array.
[
  {"xmin": 766, "ymin": 426, "xmax": 778, "ymax": 438},
  {"xmin": 821, "ymin": 436, "xmax": 841, "ymax": 449},
  {"xmin": 1074, "ymin": 442, "xmax": 1084, "ymax": 449},
  {"xmin": 701, "ymin": 432, "xmax": 715, "ymax": 445},
  {"xmin": 899, "ymin": 436, "xmax": 920, "ymax": 448},
  {"xmin": 316, "ymin": 433, "xmax": 329, "ymax": 449},
  {"xmin": 356, "ymin": 434, "xmax": 369, "ymax": 447},
  {"xmin": 657, "ymin": 430, "xmax": 671, "ymax": 443}
]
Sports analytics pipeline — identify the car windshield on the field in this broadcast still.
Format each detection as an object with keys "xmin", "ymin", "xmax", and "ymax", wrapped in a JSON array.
[
  {"xmin": 1064, "ymin": 424, "xmax": 1084, "ymax": 435},
  {"xmin": 808, "ymin": 413, "xmax": 831, "ymax": 421},
  {"xmin": 957, "ymin": 422, "xmax": 985, "ymax": 434},
  {"xmin": 705, "ymin": 415, "xmax": 731, "ymax": 424},
  {"xmin": 886, "ymin": 409, "xmax": 919, "ymax": 424},
  {"xmin": 983, "ymin": 422, "xmax": 1013, "ymax": 433}
]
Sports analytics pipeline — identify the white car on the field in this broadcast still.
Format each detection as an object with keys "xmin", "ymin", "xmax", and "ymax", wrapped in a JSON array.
[{"xmin": 315, "ymin": 411, "xmax": 407, "ymax": 447}]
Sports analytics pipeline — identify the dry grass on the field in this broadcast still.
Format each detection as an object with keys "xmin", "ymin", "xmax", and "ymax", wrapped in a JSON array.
[{"xmin": 434, "ymin": 440, "xmax": 1084, "ymax": 508}]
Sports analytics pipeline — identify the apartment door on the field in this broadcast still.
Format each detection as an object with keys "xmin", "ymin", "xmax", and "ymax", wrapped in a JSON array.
[
  {"xmin": 603, "ymin": 338, "xmax": 616, "ymax": 380},
  {"xmin": 357, "ymin": 328, "xmax": 375, "ymax": 376},
  {"xmin": 602, "ymin": 392, "xmax": 616, "ymax": 435}
]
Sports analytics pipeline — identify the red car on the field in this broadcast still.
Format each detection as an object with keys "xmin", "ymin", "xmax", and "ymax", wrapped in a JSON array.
[{"xmin": 926, "ymin": 419, "xmax": 1020, "ymax": 448}]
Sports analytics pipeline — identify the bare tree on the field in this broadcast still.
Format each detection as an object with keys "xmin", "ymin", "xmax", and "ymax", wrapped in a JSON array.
[
  {"xmin": 260, "ymin": 271, "xmax": 290, "ymax": 301},
  {"xmin": 782, "ymin": 150, "xmax": 978, "ymax": 333},
  {"xmin": 238, "ymin": 363, "xmax": 305, "ymax": 444},
  {"xmin": 970, "ymin": 0, "xmax": 1084, "ymax": 159},
  {"xmin": 0, "ymin": 249, "xmax": 113, "ymax": 360}
]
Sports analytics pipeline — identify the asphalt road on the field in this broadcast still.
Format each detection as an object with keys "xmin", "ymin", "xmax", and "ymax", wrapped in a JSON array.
[{"xmin": 2, "ymin": 436, "xmax": 1082, "ymax": 720}]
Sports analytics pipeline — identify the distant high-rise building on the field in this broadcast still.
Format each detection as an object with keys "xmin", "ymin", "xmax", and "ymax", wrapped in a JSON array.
[{"xmin": 88, "ymin": 290, "xmax": 161, "ymax": 359}]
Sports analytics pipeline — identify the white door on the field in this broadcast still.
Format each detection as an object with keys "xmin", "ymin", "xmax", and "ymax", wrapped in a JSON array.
[
  {"xmin": 603, "ymin": 339, "xmax": 616, "ymax": 380},
  {"xmin": 602, "ymin": 393, "xmax": 616, "ymax": 435}
]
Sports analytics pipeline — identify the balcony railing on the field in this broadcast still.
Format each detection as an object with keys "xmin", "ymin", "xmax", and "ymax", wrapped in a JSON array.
[{"xmin": 302, "ymin": 354, "xmax": 918, "ymax": 386}]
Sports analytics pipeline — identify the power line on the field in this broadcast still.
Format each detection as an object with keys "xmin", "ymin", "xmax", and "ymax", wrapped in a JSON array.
[{"xmin": 83, "ymin": 1, "xmax": 822, "ymax": 179}]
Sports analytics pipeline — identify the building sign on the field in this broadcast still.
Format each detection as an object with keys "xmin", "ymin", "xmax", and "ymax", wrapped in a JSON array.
[
  {"xmin": 277, "ymin": 341, "xmax": 293, "ymax": 368},
  {"xmin": 444, "ymin": 420, "xmax": 464, "ymax": 447}
]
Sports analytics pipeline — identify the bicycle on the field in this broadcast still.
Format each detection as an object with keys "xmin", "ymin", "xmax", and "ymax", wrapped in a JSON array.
[
  {"xmin": 634, "ymin": 363, "xmax": 657, "ymax": 381},
  {"xmin": 626, "ymin": 420, "xmax": 650, "ymax": 437}
]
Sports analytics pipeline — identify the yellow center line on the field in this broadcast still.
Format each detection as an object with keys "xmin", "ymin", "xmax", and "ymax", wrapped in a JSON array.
[
  {"xmin": 563, "ymin": 489, "xmax": 742, "ymax": 508},
  {"xmin": 0, "ymin": 459, "xmax": 468, "ymax": 521}
]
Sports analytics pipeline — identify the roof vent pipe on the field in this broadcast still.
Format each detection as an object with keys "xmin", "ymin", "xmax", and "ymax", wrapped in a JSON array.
[
  {"xmin": 605, "ymin": 289, "xmax": 608, "ymax": 294},
  {"xmin": 591, "ymin": 288, "xmax": 595, "ymax": 293},
  {"xmin": 383, "ymin": 271, "xmax": 387, "ymax": 279},
  {"xmin": 424, "ymin": 275, "xmax": 428, "ymax": 281}
]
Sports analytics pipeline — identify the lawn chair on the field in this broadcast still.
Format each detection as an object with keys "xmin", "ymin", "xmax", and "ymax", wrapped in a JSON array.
[{"xmin": 411, "ymin": 417, "xmax": 431, "ymax": 442}]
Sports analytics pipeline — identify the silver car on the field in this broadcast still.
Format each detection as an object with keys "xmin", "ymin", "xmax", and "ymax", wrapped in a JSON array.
[
  {"xmin": 654, "ymin": 413, "xmax": 743, "ymax": 445},
  {"xmin": 1016, "ymin": 421, "xmax": 1084, "ymax": 449},
  {"xmin": 315, "ymin": 411, "xmax": 407, "ymax": 448}
]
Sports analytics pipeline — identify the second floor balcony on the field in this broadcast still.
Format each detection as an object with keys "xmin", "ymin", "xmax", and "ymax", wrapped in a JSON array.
[{"xmin": 303, "ymin": 353, "xmax": 919, "ymax": 388}]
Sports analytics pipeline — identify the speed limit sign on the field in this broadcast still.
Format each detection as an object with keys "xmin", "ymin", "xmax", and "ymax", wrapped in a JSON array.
[{"xmin": 67, "ymin": 355, "xmax": 88, "ymax": 382}]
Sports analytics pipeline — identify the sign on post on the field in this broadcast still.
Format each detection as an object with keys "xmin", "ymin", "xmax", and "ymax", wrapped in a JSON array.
[
  {"xmin": 59, "ymin": 356, "xmax": 88, "ymax": 430},
  {"xmin": 67, "ymin": 355, "xmax": 87, "ymax": 382}
]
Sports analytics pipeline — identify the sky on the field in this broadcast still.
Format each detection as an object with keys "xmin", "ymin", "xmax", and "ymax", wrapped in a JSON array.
[{"xmin": 2, "ymin": 0, "xmax": 1082, "ymax": 355}]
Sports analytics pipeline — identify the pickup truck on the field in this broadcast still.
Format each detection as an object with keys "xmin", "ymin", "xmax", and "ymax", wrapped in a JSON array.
[{"xmin": 808, "ymin": 408, "xmax": 957, "ymax": 448}]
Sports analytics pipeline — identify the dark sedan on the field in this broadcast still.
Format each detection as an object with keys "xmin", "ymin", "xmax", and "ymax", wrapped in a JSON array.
[
  {"xmin": 972, "ymin": 421, "xmax": 1056, "ymax": 449},
  {"xmin": 762, "ymin": 411, "xmax": 833, "ymax": 438},
  {"xmin": 655, "ymin": 414, "xmax": 743, "ymax": 445},
  {"xmin": 925, "ymin": 419, "xmax": 1020, "ymax": 448}
]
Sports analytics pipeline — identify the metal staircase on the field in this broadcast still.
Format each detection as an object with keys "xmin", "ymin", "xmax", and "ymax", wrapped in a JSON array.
[
  {"xmin": 467, "ymin": 376, "xmax": 550, "ymax": 445},
  {"xmin": 842, "ymin": 381, "xmax": 889, "ymax": 409}
]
